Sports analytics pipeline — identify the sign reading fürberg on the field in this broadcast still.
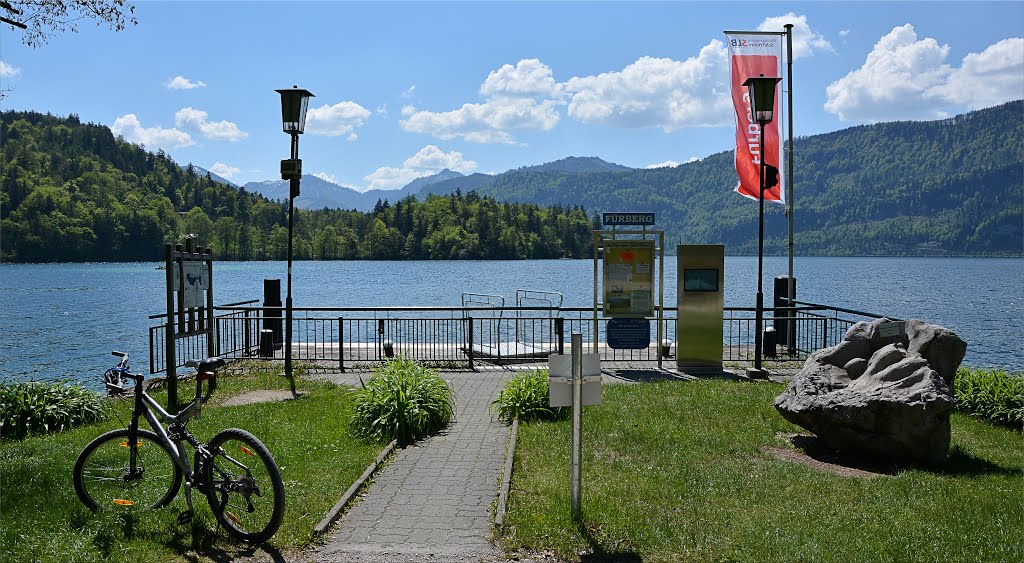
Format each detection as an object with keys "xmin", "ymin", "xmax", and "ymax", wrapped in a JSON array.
[{"xmin": 602, "ymin": 212, "xmax": 655, "ymax": 226}]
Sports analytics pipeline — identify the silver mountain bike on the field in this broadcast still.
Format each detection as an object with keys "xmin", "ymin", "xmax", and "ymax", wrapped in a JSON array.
[{"xmin": 73, "ymin": 352, "xmax": 285, "ymax": 544}]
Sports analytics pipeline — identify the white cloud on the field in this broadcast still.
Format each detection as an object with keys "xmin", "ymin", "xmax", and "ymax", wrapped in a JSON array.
[
  {"xmin": 402, "ymin": 85, "xmax": 416, "ymax": 98},
  {"xmin": 825, "ymin": 24, "xmax": 952, "ymax": 122},
  {"xmin": 758, "ymin": 13, "xmax": 833, "ymax": 60},
  {"xmin": 839, "ymin": 30, "xmax": 851, "ymax": 38},
  {"xmin": 305, "ymin": 101, "xmax": 371, "ymax": 137},
  {"xmin": 0, "ymin": 60, "xmax": 21, "ymax": 78},
  {"xmin": 401, "ymin": 98, "xmax": 560, "ymax": 144},
  {"xmin": 364, "ymin": 145, "xmax": 477, "ymax": 190},
  {"xmin": 174, "ymin": 107, "xmax": 248, "ymax": 141},
  {"xmin": 565, "ymin": 40, "xmax": 731, "ymax": 131},
  {"xmin": 166, "ymin": 76, "xmax": 206, "ymax": 90},
  {"xmin": 209, "ymin": 162, "xmax": 240, "ymax": 179},
  {"xmin": 934, "ymin": 37, "xmax": 1024, "ymax": 110},
  {"xmin": 111, "ymin": 114, "xmax": 194, "ymax": 149},
  {"xmin": 313, "ymin": 171, "xmax": 339, "ymax": 184},
  {"xmin": 401, "ymin": 59, "xmax": 563, "ymax": 144},
  {"xmin": 480, "ymin": 58, "xmax": 563, "ymax": 99},
  {"xmin": 825, "ymin": 26, "xmax": 1022, "ymax": 122},
  {"xmin": 646, "ymin": 160, "xmax": 680, "ymax": 169}
]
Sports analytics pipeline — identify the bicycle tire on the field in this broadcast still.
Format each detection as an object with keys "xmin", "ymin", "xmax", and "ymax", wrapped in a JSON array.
[
  {"xmin": 203, "ymin": 428, "xmax": 285, "ymax": 544},
  {"xmin": 73, "ymin": 428, "xmax": 182, "ymax": 511}
]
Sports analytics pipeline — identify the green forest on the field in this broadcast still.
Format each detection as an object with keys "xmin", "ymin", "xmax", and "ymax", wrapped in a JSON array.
[{"xmin": 0, "ymin": 111, "xmax": 598, "ymax": 262}]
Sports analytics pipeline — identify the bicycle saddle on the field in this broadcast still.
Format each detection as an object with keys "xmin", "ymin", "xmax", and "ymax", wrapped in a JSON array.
[{"xmin": 186, "ymin": 357, "xmax": 225, "ymax": 372}]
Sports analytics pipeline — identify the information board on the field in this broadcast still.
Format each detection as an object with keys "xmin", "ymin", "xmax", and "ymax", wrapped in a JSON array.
[
  {"xmin": 606, "ymin": 317, "xmax": 651, "ymax": 349},
  {"xmin": 602, "ymin": 239, "xmax": 655, "ymax": 317}
]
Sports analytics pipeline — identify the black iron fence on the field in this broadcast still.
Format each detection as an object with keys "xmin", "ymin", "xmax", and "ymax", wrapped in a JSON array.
[{"xmin": 148, "ymin": 300, "xmax": 890, "ymax": 374}]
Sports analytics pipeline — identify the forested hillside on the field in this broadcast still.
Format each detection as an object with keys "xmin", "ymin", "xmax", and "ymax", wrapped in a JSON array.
[
  {"xmin": 0, "ymin": 111, "xmax": 597, "ymax": 262},
  {"xmin": 468, "ymin": 101, "xmax": 1024, "ymax": 256}
]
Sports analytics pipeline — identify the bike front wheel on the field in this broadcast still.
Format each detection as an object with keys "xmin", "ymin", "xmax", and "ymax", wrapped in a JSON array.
[
  {"xmin": 203, "ymin": 428, "xmax": 285, "ymax": 544},
  {"xmin": 73, "ymin": 428, "xmax": 182, "ymax": 511}
]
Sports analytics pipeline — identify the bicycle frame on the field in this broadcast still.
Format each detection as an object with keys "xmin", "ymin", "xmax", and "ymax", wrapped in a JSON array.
[{"xmin": 123, "ymin": 372, "xmax": 216, "ymax": 510}]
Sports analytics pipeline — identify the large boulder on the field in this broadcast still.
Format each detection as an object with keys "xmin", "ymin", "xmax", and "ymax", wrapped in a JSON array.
[{"xmin": 774, "ymin": 318, "xmax": 966, "ymax": 466}]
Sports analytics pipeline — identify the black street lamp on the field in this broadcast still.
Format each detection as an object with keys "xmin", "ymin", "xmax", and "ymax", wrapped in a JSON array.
[
  {"xmin": 742, "ymin": 74, "xmax": 780, "ymax": 379},
  {"xmin": 276, "ymin": 86, "xmax": 314, "ymax": 395}
]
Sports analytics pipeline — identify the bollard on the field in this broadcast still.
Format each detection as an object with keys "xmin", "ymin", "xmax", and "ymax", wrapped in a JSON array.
[
  {"xmin": 263, "ymin": 279, "xmax": 283, "ymax": 347},
  {"xmin": 259, "ymin": 329, "xmax": 274, "ymax": 358},
  {"xmin": 763, "ymin": 326, "xmax": 777, "ymax": 359}
]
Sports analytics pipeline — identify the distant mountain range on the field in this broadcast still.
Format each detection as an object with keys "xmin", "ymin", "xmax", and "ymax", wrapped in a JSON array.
[
  {"xmin": 243, "ymin": 156, "xmax": 634, "ymax": 212},
  {"xmin": 245, "ymin": 167, "xmax": 478, "ymax": 211}
]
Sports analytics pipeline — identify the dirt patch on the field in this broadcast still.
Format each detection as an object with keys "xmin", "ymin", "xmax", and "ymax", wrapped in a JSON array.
[
  {"xmin": 221, "ymin": 390, "xmax": 300, "ymax": 407},
  {"xmin": 764, "ymin": 434, "xmax": 894, "ymax": 479}
]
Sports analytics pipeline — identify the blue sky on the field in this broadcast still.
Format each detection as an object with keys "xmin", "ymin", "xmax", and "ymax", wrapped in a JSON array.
[{"xmin": 2, "ymin": 1, "xmax": 1022, "ymax": 191}]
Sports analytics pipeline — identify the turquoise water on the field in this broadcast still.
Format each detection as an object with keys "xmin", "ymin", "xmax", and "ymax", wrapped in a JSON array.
[{"xmin": 1, "ymin": 257, "xmax": 1021, "ymax": 386}]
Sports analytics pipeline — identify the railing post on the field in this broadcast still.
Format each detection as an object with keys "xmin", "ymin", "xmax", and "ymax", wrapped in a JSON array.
[
  {"xmin": 243, "ymin": 309, "xmax": 251, "ymax": 357},
  {"xmin": 556, "ymin": 317, "xmax": 565, "ymax": 355},
  {"xmin": 338, "ymin": 317, "xmax": 345, "ymax": 373},
  {"xmin": 467, "ymin": 316, "xmax": 475, "ymax": 371}
]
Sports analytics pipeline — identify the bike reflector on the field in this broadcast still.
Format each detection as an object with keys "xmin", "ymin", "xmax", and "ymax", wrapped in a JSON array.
[
  {"xmin": 119, "ymin": 441, "xmax": 143, "ymax": 447},
  {"xmin": 226, "ymin": 511, "xmax": 241, "ymax": 525},
  {"xmin": 198, "ymin": 370, "xmax": 215, "ymax": 381},
  {"xmin": 113, "ymin": 499, "xmax": 135, "ymax": 506},
  {"xmin": 239, "ymin": 446, "xmax": 255, "ymax": 457}
]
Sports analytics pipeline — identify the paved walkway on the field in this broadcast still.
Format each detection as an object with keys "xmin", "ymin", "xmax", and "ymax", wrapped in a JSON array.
[{"xmin": 312, "ymin": 370, "xmax": 514, "ymax": 563}]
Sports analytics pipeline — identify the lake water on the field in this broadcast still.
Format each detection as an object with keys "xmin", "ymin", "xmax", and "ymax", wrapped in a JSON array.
[{"xmin": 1, "ymin": 257, "xmax": 1021, "ymax": 387}]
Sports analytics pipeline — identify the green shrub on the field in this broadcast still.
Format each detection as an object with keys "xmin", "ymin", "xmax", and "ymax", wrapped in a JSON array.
[
  {"xmin": 491, "ymin": 370, "xmax": 564, "ymax": 424},
  {"xmin": 349, "ymin": 358, "xmax": 455, "ymax": 445},
  {"xmin": 954, "ymin": 368, "xmax": 1024, "ymax": 428},
  {"xmin": 0, "ymin": 381, "xmax": 106, "ymax": 439}
]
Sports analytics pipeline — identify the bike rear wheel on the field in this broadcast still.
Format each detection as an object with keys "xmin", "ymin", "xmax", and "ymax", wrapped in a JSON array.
[
  {"xmin": 203, "ymin": 428, "xmax": 285, "ymax": 544},
  {"xmin": 73, "ymin": 428, "xmax": 182, "ymax": 511}
]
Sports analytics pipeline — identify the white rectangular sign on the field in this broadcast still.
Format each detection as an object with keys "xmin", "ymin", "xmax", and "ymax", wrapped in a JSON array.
[
  {"xmin": 548, "ymin": 353, "xmax": 602, "ymax": 407},
  {"xmin": 172, "ymin": 261, "xmax": 208, "ymax": 308}
]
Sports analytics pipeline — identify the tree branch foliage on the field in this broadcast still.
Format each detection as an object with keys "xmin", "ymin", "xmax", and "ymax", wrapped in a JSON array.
[{"xmin": 3, "ymin": 1, "xmax": 137, "ymax": 47}]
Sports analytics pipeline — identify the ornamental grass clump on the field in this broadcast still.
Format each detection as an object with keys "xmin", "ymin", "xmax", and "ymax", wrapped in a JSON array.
[
  {"xmin": 349, "ymin": 358, "xmax": 455, "ymax": 445},
  {"xmin": 954, "ymin": 367, "xmax": 1024, "ymax": 428},
  {"xmin": 0, "ymin": 381, "xmax": 106, "ymax": 440},
  {"xmin": 491, "ymin": 369, "xmax": 564, "ymax": 424}
]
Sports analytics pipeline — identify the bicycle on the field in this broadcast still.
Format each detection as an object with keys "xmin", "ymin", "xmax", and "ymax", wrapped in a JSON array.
[{"xmin": 73, "ymin": 351, "xmax": 285, "ymax": 544}]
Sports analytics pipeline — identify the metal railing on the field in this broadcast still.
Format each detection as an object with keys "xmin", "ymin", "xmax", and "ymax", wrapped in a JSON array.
[{"xmin": 148, "ymin": 301, "xmax": 890, "ymax": 374}]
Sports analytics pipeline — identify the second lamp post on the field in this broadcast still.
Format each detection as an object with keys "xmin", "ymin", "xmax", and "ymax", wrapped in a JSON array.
[{"xmin": 741, "ymin": 74, "xmax": 780, "ymax": 379}]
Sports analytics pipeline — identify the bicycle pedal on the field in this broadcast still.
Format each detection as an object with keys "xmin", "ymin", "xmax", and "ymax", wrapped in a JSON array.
[{"xmin": 177, "ymin": 510, "xmax": 194, "ymax": 525}]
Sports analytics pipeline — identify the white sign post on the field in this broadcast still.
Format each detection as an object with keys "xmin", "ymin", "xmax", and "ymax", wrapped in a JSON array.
[{"xmin": 549, "ymin": 333, "xmax": 601, "ymax": 521}]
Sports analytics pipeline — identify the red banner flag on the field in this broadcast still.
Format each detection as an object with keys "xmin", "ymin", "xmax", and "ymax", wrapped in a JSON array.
[{"xmin": 727, "ymin": 33, "xmax": 784, "ymax": 203}]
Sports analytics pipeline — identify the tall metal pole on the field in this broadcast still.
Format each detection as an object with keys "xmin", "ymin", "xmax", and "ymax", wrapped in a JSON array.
[
  {"xmin": 570, "ymin": 332, "xmax": 583, "ymax": 521},
  {"xmin": 285, "ymin": 132, "xmax": 298, "ymax": 396},
  {"xmin": 753, "ymin": 120, "xmax": 766, "ymax": 374},
  {"xmin": 785, "ymin": 23, "xmax": 796, "ymax": 355}
]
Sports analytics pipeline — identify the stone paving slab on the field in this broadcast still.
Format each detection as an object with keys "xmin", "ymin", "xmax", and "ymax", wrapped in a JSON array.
[{"xmin": 312, "ymin": 370, "xmax": 514, "ymax": 563}]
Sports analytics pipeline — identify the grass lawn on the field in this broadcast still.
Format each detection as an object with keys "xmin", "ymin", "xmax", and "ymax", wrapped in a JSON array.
[
  {"xmin": 0, "ymin": 363, "xmax": 383, "ymax": 562},
  {"xmin": 502, "ymin": 379, "xmax": 1024, "ymax": 562}
]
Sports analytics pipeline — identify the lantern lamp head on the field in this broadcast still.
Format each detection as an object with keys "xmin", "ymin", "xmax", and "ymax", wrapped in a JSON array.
[
  {"xmin": 276, "ymin": 86, "xmax": 315, "ymax": 134},
  {"xmin": 742, "ymin": 74, "xmax": 781, "ymax": 125}
]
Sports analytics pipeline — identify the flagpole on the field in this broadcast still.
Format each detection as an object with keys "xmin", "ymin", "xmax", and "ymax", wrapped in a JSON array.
[{"xmin": 785, "ymin": 23, "xmax": 796, "ymax": 355}]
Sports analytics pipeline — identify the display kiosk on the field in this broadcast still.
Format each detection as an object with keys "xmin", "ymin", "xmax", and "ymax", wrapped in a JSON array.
[{"xmin": 676, "ymin": 244, "xmax": 724, "ymax": 372}]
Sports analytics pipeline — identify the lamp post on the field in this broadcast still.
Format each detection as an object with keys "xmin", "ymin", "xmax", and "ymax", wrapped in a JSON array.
[
  {"xmin": 742, "ymin": 74, "xmax": 780, "ymax": 379},
  {"xmin": 276, "ymin": 86, "xmax": 314, "ymax": 396}
]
